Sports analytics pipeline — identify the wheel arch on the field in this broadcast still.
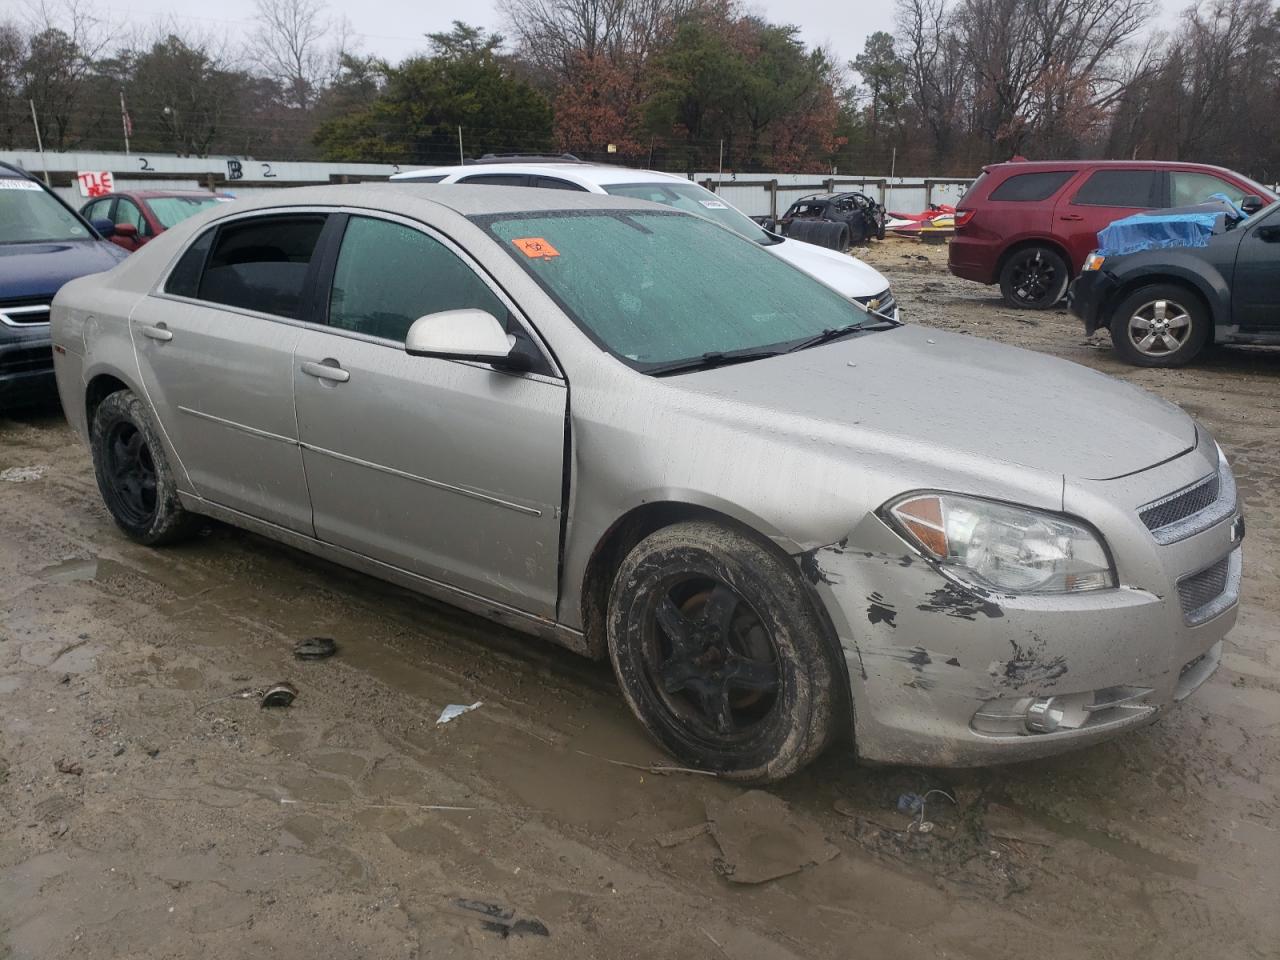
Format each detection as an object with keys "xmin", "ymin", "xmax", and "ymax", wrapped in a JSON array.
[
  {"xmin": 995, "ymin": 236, "xmax": 1073, "ymax": 280},
  {"xmin": 1105, "ymin": 268, "xmax": 1226, "ymax": 332},
  {"xmin": 577, "ymin": 500, "xmax": 856, "ymax": 743}
]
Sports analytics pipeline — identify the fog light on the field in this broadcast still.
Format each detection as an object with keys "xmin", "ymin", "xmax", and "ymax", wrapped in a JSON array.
[{"xmin": 1025, "ymin": 697, "xmax": 1062, "ymax": 733}]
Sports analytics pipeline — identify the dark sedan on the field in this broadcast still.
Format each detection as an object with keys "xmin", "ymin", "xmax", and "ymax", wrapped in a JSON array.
[
  {"xmin": 1070, "ymin": 201, "xmax": 1280, "ymax": 366},
  {"xmin": 81, "ymin": 190, "xmax": 232, "ymax": 252}
]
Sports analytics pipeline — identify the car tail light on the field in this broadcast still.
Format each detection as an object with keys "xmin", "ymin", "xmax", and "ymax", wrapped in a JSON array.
[{"xmin": 953, "ymin": 209, "xmax": 975, "ymax": 229}]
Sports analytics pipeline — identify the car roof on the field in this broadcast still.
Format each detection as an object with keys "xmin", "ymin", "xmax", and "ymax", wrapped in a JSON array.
[
  {"xmin": 199, "ymin": 182, "xmax": 665, "ymax": 218},
  {"xmin": 392, "ymin": 162, "xmax": 689, "ymax": 188},
  {"xmin": 986, "ymin": 159, "xmax": 1250, "ymax": 177},
  {"xmin": 111, "ymin": 190, "xmax": 227, "ymax": 200}
]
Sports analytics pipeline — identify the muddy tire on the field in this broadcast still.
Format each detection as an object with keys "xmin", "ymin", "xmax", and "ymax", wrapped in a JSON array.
[
  {"xmin": 999, "ymin": 246, "xmax": 1069, "ymax": 309},
  {"xmin": 606, "ymin": 521, "xmax": 841, "ymax": 782},
  {"xmin": 1108, "ymin": 283, "xmax": 1211, "ymax": 368},
  {"xmin": 90, "ymin": 390, "xmax": 197, "ymax": 545}
]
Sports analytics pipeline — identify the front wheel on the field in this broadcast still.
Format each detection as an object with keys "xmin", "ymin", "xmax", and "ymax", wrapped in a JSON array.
[
  {"xmin": 606, "ymin": 521, "xmax": 842, "ymax": 782},
  {"xmin": 999, "ymin": 246, "xmax": 1069, "ymax": 309},
  {"xmin": 90, "ymin": 390, "xmax": 198, "ymax": 545},
  {"xmin": 1108, "ymin": 284, "xmax": 1211, "ymax": 367}
]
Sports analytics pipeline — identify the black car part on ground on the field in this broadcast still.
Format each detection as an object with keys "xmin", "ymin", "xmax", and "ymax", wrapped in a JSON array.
[{"xmin": 781, "ymin": 219, "xmax": 850, "ymax": 251}]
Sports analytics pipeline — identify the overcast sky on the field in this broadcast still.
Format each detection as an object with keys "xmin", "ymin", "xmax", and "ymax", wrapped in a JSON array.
[{"xmin": 95, "ymin": 0, "xmax": 1191, "ymax": 73}]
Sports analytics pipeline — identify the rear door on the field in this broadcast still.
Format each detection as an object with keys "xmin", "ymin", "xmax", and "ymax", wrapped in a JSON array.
[
  {"xmin": 1233, "ymin": 207, "xmax": 1280, "ymax": 330},
  {"xmin": 132, "ymin": 212, "xmax": 328, "ymax": 532},
  {"xmin": 1055, "ymin": 168, "xmax": 1162, "ymax": 270},
  {"xmin": 291, "ymin": 213, "xmax": 567, "ymax": 617}
]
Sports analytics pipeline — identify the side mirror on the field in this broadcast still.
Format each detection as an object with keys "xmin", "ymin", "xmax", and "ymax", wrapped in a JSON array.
[
  {"xmin": 91, "ymin": 218, "xmax": 115, "ymax": 237},
  {"xmin": 405, "ymin": 309, "xmax": 520, "ymax": 366},
  {"xmin": 114, "ymin": 223, "xmax": 139, "ymax": 239},
  {"xmin": 1241, "ymin": 195, "xmax": 1264, "ymax": 216}
]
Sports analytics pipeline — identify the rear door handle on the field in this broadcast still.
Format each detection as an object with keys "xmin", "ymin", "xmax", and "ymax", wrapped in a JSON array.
[
  {"xmin": 139, "ymin": 323, "xmax": 173, "ymax": 341},
  {"xmin": 1059, "ymin": 214, "xmax": 1084, "ymax": 222},
  {"xmin": 300, "ymin": 359, "xmax": 350, "ymax": 383}
]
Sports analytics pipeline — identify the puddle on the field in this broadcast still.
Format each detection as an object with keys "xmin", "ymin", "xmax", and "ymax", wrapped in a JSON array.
[
  {"xmin": 38, "ymin": 558, "xmax": 116, "ymax": 583},
  {"xmin": 1026, "ymin": 811, "xmax": 1200, "ymax": 881}
]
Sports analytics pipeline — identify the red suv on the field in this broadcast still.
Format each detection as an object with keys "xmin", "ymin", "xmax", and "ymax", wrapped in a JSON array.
[{"xmin": 949, "ymin": 160, "xmax": 1274, "ymax": 308}]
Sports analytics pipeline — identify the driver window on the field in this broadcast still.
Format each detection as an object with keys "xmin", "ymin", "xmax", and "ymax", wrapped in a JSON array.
[
  {"xmin": 116, "ymin": 199, "xmax": 149, "ymax": 234},
  {"xmin": 328, "ymin": 216, "xmax": 508, "ymax": 343}
]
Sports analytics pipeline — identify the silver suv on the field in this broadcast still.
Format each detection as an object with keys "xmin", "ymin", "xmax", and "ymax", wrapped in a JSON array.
[{"xmin": 52, "ymin": 184, "xmax": 1242, "ymax": 780}]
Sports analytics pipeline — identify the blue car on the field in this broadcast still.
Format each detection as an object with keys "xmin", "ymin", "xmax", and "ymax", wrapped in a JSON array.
[{"xmin": 1, "ymin": 162, "xmax": 128, "ymax": 409}]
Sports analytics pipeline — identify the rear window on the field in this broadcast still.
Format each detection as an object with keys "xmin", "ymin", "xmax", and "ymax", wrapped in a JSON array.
[
  {"xmin": 989, "ymin": 171, "xmax": 1074, "ymax": 202},
  {"xmin": 1072, "ymin": 170, "xmax": 1160, "ymax": 208},
  {"xmin": 194, "ymin": 216, "xmax": 326, "ymax": 319}
]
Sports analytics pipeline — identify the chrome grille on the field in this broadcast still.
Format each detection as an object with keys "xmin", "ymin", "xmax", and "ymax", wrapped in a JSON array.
[
  {"xmin": 1141, "ymin": 474, "xmax": 1219, "ymax": 531},
  {"xmin": 0, "ymin": 298, "xmax": 52, "ymax": 326},
  {"xmin": 1178, "ymin": 556, "xmax": 1231, "ymax": 619},
  {"xmin": 856, "ymin": 289, "xmax": 897, "ymax": 319}
]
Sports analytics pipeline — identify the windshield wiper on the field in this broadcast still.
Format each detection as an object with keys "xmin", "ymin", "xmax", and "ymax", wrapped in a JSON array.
[
  {"xmin": 786, "ymin": 315, "xmax": 900, "ymax": 353},
  {"xmin": 643, "ymin": 347, "xmax": 783, "ymax": 377}
]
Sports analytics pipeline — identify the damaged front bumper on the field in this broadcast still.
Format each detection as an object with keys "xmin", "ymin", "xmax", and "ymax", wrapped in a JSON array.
[{"xmin": 800, "ymin": 449, "xmax": 1242, "ymax": 767}]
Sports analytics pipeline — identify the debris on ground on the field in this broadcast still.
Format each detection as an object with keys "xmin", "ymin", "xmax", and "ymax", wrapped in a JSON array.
[
  {"xmin": 0, "ymin": 465, "xmax": 46, "ymax": 482},
  {"xmin": 293, "ymin": 637, "xmax": 337, "ymax": 660},
  {"xmin": 705, "ymin": 790, "xmax": 839, "ymax": 884},
  {"xmin": 55, "ymin": 758, "xmax": 83, "ymax": 776},
  {"xmin": 654, "ymin": 822, "xmax": 710, "ymax": 848},
  {"xmin": 436, "ymin": 701, "xmax": 482, "ymax": 725},
  {"xmin": 260, "ymin": 682, "xmax": 299, "ymax": 708},
  {"xmin": 982, "ymin": 803, "xmax": 1059, "ymax": 848},
  {"xmin": 453, "ymin": 898, "xmax": 549, "ymax": 938}
]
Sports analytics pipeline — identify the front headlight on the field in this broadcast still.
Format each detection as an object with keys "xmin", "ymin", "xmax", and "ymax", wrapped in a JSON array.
[{"xmin": 885, "ymin": 493, "xmax": 1116, "ymax": 594}]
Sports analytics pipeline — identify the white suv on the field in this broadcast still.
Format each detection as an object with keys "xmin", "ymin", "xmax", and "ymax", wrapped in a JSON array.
[{"xmin": 391, "ymin": 158, "xmax": 896, "ymax": 317}]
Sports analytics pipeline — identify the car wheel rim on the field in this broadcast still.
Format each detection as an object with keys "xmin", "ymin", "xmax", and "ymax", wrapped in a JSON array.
[
  {"xmin": 1128, "ymin": 299, "xmax": 1192, "ymax": 355},
  {"xmin": 641, "ymin": 576, "xmax": 781, "ymax": 744},
  {"xmin": 103, "ymin": 421, "xmax": 158, "ymax": 527},
  {"xmin": 1010, "ymin": 252, "xmax": 1057, "ymax": 303}
]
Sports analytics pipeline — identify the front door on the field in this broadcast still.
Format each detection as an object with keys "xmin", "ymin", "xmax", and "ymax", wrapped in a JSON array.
[
  {"xmin": 1055, "ymin": 167, "xmax": 1163, "ymax": 270},
  {"xmin": 1233, "ymin": 208, "xmax": 1280, "ymax": 330},
  {"xmin": 292, "ymin": 213, "xmax": 567, "ymax": 617},
  {"xmin": 131, "ymin": 213, "xmax": 328, "ymax": 532}
]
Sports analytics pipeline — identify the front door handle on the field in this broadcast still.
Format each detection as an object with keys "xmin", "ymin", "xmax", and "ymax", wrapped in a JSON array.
[
  {"xmin": 1059, "ymin": 214, "xmax": 1085, "ymax": 222},
  {"xmin": 300, "ymin": 359, "xmax": 350, "ymax": 383},
  {"xmin": 139, "ymin": 323, "xmax": 173, "ymax": 341}
]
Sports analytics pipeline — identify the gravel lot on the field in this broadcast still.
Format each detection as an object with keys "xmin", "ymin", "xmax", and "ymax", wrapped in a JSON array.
[{"xmin": 2, "ymin": 237, "xmax": 1277, "ymax": 959}]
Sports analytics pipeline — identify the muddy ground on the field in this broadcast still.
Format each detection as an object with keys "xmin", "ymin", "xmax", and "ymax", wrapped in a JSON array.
[{"xmin": 2, "ymin": 237, "xmax": 1278, "ymax": 959}]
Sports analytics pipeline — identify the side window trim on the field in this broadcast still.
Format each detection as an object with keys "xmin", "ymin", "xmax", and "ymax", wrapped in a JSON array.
[
  {"xmin": 152, "ymin": 208, "xmax": 331, "ymax": 323},
  {"xmin": 315, "ymin": 209, "xmax": 561, "ymax": 379}
]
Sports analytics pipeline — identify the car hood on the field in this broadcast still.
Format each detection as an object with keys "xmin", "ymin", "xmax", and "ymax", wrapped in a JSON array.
[
  {"xmin": 0, "ymin": 239, "xmax": 126, "ymax": 300},
  {"xmin": 668, "ymin": 325, "xmax": 1195, "ymax": 482},
  {"xmin": 766, "ymin": 236, "xmax": 890, "ymax": 299}
]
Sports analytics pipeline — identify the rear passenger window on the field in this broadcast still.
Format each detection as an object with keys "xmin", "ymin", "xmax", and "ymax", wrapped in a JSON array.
[
  {"xmin": 988, "ymin": 171, "xmax": 1074, "ymax": 202},
  {"xmin": 458, "ymin": 174, "xmax": 529, "ymax": 186},
  {"xmin": 196, "ymin": 216, "xmax": 326, "ymax": 319},
  {"xmin": 1072, "ymin": 170, "xmax": 1160, "ymax": 208},
  {"xmin": 165, "ymin": 229, "xmax": 215, "ymax": 298},
  {"xmin": 328, "ymin": 216, "xmax": 507, "ymax": 342},
  {"xmin": 533, "ymin": 177, "xmax": 587, "ymax": 191}
]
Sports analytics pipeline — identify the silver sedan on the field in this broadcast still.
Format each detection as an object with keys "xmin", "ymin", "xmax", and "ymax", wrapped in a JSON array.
[{"xmin": 51, "ymin": 185, "xmax": 1243, "ymax": 781}]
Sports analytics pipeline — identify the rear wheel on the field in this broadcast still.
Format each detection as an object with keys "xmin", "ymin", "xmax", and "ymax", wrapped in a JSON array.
[
  {"xmin": 606, "ymin": 521, "xmax": 841, "ymax": 782},
  {"xmin": 1108, "ymin": 283, "xmax": 1210, "ymax": 367},
  {"xmin": 90, "ymin": 390, "xmax": 198, "ymax": 545},
  {"xmin": 999, "ymin": 246, "xmax": 1069, "ymax": 309}
]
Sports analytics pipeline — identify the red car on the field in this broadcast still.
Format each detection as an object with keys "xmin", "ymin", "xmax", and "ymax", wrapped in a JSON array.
[
  {"xmin": 949, "ymin": 160, "xmax": 1275, "ymax": 308},
  {"xmin": 80, "ymin": 190, "xmax": 232, "ymax": 253}
]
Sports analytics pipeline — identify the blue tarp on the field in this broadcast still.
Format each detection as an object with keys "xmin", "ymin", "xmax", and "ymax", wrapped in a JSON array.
[{"xmin": 1097, "ymin": 212, "xmax": 1221, "ymax": 257}]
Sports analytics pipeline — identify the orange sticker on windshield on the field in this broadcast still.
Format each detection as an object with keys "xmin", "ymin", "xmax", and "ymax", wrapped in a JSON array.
[{"xmin": 513, "ymin": 237, "xmax": 560, "ymax": 259}]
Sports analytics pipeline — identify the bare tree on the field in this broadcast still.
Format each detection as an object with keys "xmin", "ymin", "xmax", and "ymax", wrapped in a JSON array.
[
  {"xmin": 20, "ymin": 0, "xmax": 115, "ymax": 149},
  {"xmin": 249, "ymin": 0, "xmax": 338, "ymax": 111}
]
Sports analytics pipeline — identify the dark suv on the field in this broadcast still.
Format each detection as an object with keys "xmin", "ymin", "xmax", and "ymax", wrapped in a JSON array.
[
  {"xmin": 950, "ymin": 160, "xmax": 1276, "ymax": 308},
  {"xmin": 1, "ymin": 162, "xmax": 127, "ymax": 409},
  {"xmin": 1069, "ymin": 201, "xmax": 1280, "ymax": 366}
]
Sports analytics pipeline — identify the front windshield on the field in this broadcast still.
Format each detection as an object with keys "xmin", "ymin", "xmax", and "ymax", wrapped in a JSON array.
[
  {"xmin": 483, "ymin": 210, "xmax": 867, "ymax": 370},
  {"xmin": 147, "ymin": 195, "xmax": 224, "ymax": 229},
  {"xmin": 603, "ymin": 181, "xmax": 778, "ymax": 245},
  {"xmin": 0, "ymin": 179, "xmax": 91, "ymax": 243}
]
